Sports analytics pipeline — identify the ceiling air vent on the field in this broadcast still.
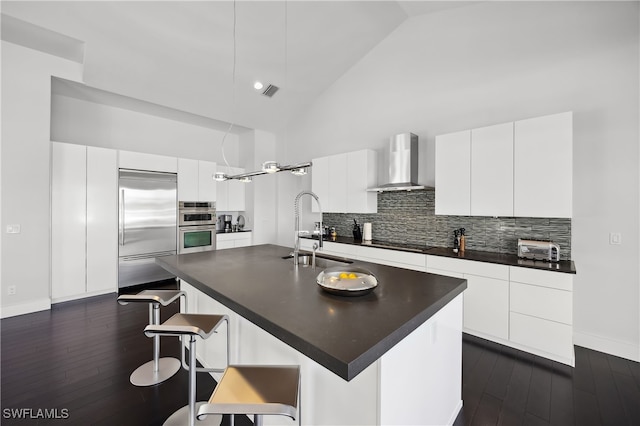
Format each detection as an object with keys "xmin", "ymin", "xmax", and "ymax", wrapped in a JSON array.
[{"xmin": 261, "ymin": 84, "xmax": 280, "ymax": 98}]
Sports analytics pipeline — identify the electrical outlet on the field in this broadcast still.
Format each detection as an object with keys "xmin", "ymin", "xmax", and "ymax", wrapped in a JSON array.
[
  {"xmin": 609, "ymin": 232, "xmax": 622, "ymax": 245},
  {"xmin": 7, "ymin": 286, "xmax": 16, "ymax": 295}
]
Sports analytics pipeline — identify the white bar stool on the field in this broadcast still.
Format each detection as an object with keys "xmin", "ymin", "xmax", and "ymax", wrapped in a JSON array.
[
  {"xmin": 117, "ymin": 289, "xmax": 185, "ymax": 386},
  {"xmin": 145, "ymin": 313, "xmax": 229, "ymax": 426},
  {"xmin": 197, "ymin": 365, "xmax": 301, "ymax": 426}
]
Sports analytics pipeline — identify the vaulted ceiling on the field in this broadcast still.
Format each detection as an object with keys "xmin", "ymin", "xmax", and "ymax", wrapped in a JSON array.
[{"xmin": 1, "ymin": 1, "xmax": 479, "ymax": 132}]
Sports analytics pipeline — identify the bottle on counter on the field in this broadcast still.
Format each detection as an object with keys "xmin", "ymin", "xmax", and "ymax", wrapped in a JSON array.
[
  {"xmin": 453, "ymin": 229, "xmax": 460, "ymax": 253},
  {"xmin": 459, "ymin": 228, "xmax": 466, "ymax": 252},
  {"xmin": 330, "ymin": 227, "xmax": 337, "ymax": 241}
]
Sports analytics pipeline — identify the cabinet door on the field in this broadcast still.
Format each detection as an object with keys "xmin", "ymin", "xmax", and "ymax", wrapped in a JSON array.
[
  {"xmin": 328, "ymin": 153, "xmax": 348, "ymax": 212},
  {"xmin": 51, "ymin": 143, "xmax": 87, "ymax": 300},
  {"xmin": 347, "ymin": 150, "xmax": 377, "ymax": 213},
  {"xmin": 514, "ymin": 112, "xmax": 572, "ymax": 218},
  {"xmin": 198, "ymin": 161, "xmax": 217, "ymax": 202},
  {"xmin": 311, "ymin": 156, "xmax": 330, "ymax": 213},
  {"xmin": 118, "ymin": 150, "xmax": 177, "ymax": 173},
  {"xmin": 86, "ymin": 146, "xmax": 118, "ymax": 294},
  {"xmin": 471, "ymin": 123, "xmax": 514, "ymax": 216},
  {"xmin": 227, "ymin": 167, "xmax": 246, "ymax": 211},
  {"xmin": 435, "ymin": 130, "xmax": 471, "ymax": 215},
  {"xmin": 463, "ymin": 275, "xmax": 509, "ymax": 340},
  {"xmin": 178, "ymin": 158, "xmax": 199, "ymax": 201},
  {"xmin": 216, "ymin": 166, "xmax": 230, "ymax": 211}
]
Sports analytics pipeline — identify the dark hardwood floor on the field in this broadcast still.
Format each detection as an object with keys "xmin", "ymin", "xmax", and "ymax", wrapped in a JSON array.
[
  {"xmin": 1, "ymin": 283, "xmax": 250, "ymax": 426},
  {"xmin": 454, "ymin": 334, "xmax": 640, "ymax": 426},
  {"xmin": 2, "ymin": 287, "xmax": 639, "ymax": 426}
]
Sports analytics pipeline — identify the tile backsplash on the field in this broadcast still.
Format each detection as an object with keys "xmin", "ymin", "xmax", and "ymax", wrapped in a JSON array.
[{"xmin": 323, "ymin": 189, "xmax": 572, "ymax": 260}]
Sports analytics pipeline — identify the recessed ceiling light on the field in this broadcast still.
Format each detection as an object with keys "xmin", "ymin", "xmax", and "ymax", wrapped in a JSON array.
[{"xmin": 253, "ymin": 81, "xmax": 264, "ymax": 90}]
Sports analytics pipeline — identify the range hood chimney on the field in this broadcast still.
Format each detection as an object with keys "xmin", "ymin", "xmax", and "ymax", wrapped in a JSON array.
[{"xmin": 368, "ymin": 133, "xmax": 427, "ymax": 192}]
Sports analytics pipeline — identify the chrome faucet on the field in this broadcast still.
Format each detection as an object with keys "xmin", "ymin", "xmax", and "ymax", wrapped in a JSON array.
[{"xmin": 294, "ymin": 190, "xmax": 323, "ymax": 266}]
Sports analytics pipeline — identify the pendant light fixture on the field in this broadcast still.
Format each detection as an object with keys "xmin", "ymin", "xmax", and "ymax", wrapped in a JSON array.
[{"xmin": 213, "ymin": 0, "xmax": 312, "ymax": 183}]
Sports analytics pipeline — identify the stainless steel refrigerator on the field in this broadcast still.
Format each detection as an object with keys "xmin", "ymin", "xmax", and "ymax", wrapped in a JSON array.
[{"xmin": 118, "ymin": 169, "xmax": 177, "ymax": 288}]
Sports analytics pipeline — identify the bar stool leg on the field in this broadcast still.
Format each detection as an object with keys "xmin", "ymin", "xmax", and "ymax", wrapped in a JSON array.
[
  {"xmin": 163, "ymin": 335, "xmax": 222, "ymax": 426},
  {"xmin": 130, "ymin": 303, "xmax": 180, "ymax": 386},
  {"xmin": 254, "ymin": 414, "xmax": 263, "ymax": 426}
]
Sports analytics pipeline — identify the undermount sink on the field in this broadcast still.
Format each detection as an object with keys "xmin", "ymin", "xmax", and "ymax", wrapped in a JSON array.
[{"xmin": 283, "ymin": 253, "xmax": 353, "ymax": 268}]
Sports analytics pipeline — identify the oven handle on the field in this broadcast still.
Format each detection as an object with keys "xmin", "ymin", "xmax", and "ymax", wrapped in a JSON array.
[{"xmin": 179, "ymin": 224, "xmax": 216, "ymax": 232}]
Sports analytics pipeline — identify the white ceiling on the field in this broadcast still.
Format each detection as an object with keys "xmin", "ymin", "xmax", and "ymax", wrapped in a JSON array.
[{"xmin": 1, "ymin": 1, "xmax": 479, "ymax": 133}]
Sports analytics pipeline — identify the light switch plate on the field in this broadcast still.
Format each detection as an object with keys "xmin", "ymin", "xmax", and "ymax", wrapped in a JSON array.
[
  {"xmin": 6, "ymin": 225, "xmax": 20, "ymax": 234},
  {"xmin": 609, "ymin": 232, "xmax": 622, "ymax": 245}
]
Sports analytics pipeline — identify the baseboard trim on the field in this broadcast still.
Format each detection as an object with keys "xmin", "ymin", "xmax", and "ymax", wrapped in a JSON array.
[
  {"xmin": 574, "ymin": 331, "xmax": 640, "ymax": 362},
  {"xmin": 0, "ymin": 298, "xmax": 51, "ymax": 318},
  {"xmin": 51, "ymin": 288, "xmax": 115, "ymax": 305}
]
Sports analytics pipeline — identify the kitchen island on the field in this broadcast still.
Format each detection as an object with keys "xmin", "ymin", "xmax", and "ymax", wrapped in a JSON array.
[{"xmin": 157, "ymin": 244, "xmax": 467, "ymax": 425}]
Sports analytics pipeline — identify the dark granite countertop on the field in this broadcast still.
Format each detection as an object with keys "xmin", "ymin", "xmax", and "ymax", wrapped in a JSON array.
[
  {"xmin": 216, "ymin": 229, "xmax": 252, "ymax": 235},
  {"xmin": 304, "ymin": 235, "xmax": 576, "ymax": 274},
  {"xmin": 156, "ymin": 244, "xmax": 466, "ymax": 381}
]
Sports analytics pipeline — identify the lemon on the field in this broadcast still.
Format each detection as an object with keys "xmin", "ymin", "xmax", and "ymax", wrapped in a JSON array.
[
  {"xmin": 339, "ymin": 272, "xmax": 349, "ymax": 279},
  {"xmin": 348, "ymin": 273, "xmax": 357, "ymax": 279}
]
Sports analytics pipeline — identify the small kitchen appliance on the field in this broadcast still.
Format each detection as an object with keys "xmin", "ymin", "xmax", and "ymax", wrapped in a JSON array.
[
  {"xmin": 517, "ymin": 239, "xmax": 560, "ymax": 262},
  {"xmin": 220, "ymin": 215, "xmax": 233, "ymax": 232}
]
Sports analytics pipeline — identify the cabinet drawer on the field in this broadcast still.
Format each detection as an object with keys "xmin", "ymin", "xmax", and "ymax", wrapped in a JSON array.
[
  {"xmin": 321, "ymin": 241, "xmax": 358, "ymax": 258},
  {"xmin": 427, "ymin": 256, "xmax": 508, "ymax": 280},
  {"xmin": 510, "ymin": 312, "xmax": 573, "ymax": 360},
  {"xmin": 510, "ymin": 282, "xmax": 572, "ymax": 325},
  {"xmin": 357, "ymin": 246, "xmax": 425, "ymax": 268},
  {"xmin": 510, "ymin": 266, "xmax": 573, "ymax": 291}
]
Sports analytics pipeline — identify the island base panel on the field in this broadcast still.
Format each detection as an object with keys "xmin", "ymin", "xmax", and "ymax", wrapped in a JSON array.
[{"xmin": 181, "ymin": 280, "xmax": 463, "ymax": 425}]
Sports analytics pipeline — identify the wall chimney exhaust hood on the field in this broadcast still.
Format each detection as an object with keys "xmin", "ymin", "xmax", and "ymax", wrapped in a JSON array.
[{"xmin": 368, "ymin": 133, "xmax": 428, "ymax": 192}]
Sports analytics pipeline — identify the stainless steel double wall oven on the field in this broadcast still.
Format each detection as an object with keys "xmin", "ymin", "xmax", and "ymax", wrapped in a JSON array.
[{"xmin": 178, "ymin": 201, "xmax": 217, "ymax": 254}]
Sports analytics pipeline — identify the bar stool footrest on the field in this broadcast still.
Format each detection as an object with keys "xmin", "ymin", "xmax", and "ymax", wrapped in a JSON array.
[
  {"xmin": 163, "ymin": 403, "xmax": 222, "ymax": 426},
  {"xmin": 130, "ymin": 357, "xmax": 181, "ymax": 387}
]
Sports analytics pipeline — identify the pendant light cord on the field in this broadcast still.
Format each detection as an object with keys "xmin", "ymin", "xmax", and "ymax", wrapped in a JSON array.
[{"xmin": 219, "ymin": 0, "xmax": 236, "ymax": 169}]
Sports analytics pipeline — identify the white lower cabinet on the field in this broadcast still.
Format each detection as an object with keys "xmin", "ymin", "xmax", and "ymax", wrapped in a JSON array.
[
  {"xmin": 427, "ymin": 256, "xmax": 509, "ymax": 340},
  {"xmin": 509, "ymin": 266, "xmax": 574, "ymax": 365},
  {"xmin": 216, "ymin": 232, "xmax": 252, "ymax": 250},
  {"xmin": 52, "ymin": 142, "xmax": 118, "ymax": 301},
  {"xmin": 427, "ymin": 255, "xmax": 575, "ymax": 366}
]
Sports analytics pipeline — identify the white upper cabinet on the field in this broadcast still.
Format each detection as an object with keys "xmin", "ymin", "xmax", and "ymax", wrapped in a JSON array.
[
  {"xmin": 178, "ymin": 158, "xmax": 199, "ymax": 201},
  {"xmin": 311, "ymin": 155, "xmax": 330, "ymax": 213},
  {"xmin": 312, "ymin": 149, "xmax": 377, "ymax": 213},
  {"xmin": 435, "ymin": 130, "xmax": 471, "ymax": 216},
  {"xmin": 471, "ymin": 122, "xmax": 514, "ymax": 217},
  {"xmin": 217, "ymin": 166, "xmax": 245, "ymax": 211},
  {"xmin": 198, "ymin": 161, "xmax": 217, "ymax": 202},
  {"xmin": 328, "ymin": 153, "xmax": 348, "ymax": 212},
  {"xmin": 118, "ymin": 150, "xmax": 177, "ymax": 173},
  {"xmin": 347, "ymin": 150, "xmax": 377, "ymax": 213},
  {"xmin": 514, "ymin": 112, "xmax": 572, "ymax": 218},
  {"xmin": 178, "ymin": 159, "xmax": 217, "ymax": 202},
  {"xmin": 435, "ymin": 112, "xmax": 572, "ymax": 218}
]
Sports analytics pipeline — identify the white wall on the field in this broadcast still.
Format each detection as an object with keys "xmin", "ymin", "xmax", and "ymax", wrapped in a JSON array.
[
  {"xmin": 51, "ymin": 94, "xmax": 240, "ymax": 164},
  {"xmin": 239, "ymin": 129, "xmax": 280, "ymax": 245},
  {"xmin": 1, "ymin": 41, "xmax": 83, "ymax": 317},
  {"xmin": 278, "ymin": 2, "xmax": 640, "ymax": 361}
]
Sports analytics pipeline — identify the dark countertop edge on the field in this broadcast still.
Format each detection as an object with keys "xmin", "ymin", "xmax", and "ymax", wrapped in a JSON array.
[
  {"xmin": 216, "ymin": 230, "xmax": 252, "ymax": 234},
  {"xmin": 304, "ymin": 236, "xmax": 576, "ymax": 274},
  {"xmin": 156, "ymin": 251, "xmax": 467, "ymax": 381}
]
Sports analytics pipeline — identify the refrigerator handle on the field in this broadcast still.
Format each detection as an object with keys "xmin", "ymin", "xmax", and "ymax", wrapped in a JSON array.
[{"xmin": 120, "ymin": 189, "xmax": 125, "ymax": 246}]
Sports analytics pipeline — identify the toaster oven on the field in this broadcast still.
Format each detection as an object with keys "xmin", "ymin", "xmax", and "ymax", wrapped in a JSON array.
[{"xmin": 517, "ymin": 239, "xmax": 560, "ymax": 262}]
